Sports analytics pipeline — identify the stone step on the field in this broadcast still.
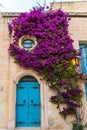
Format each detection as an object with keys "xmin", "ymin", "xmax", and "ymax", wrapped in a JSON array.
[{"xmin": 15, "ymin": 127, "xmax": 41, "ymax": 130}]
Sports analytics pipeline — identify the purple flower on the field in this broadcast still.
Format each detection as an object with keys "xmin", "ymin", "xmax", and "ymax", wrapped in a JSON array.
[
  {"xmin": 50, "ymin": 96, "xmax": 57, "ymax": 102},
  {"xmin": 8, "ymin": 7, "xmax": 83, "ymax": 119}
]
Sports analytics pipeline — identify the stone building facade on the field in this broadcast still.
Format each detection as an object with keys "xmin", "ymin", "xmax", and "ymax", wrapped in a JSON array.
[{"xmin": 0, "ymin": 1, "xmax": 87, "ymax": 130}]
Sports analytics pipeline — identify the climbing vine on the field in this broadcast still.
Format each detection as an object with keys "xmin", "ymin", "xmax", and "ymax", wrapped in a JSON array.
[{"xmin": 8, "ymin": 7, "xmax": 84, "ymax": 130}]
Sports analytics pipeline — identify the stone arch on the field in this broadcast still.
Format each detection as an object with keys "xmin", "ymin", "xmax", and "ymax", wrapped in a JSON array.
[
  {"xmin": 13, "ymin": 69, "xmax": 42, "ymax": 85},
  {"xmin": 8, "ymin": 69, "xmax": 48, "ymax": 129}
]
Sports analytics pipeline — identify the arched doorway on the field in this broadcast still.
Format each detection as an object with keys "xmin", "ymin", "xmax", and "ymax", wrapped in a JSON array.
[{"xmin": 16, "ymin": 75, "xmax": 41, "ymax": 127}]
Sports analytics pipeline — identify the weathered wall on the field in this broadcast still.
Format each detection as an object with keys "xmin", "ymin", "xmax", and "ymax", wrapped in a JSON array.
[
  {"xmin": 0, "ymin": 1, "xmax": 87, "ymax": 130},
  {"xmin": 48, "ymin": 1, "xmax": 87, "ymax": 130},
  {"xmin": 0, "ymin": 12, "xmax": 10, "ymax": 128},
  {"xmin": 50, "ymin": 1, "xmax": 87, "ymax": 12},
  {"xmin": 0, "ymin": 12, "xmax": 20, "ymax": 129}
]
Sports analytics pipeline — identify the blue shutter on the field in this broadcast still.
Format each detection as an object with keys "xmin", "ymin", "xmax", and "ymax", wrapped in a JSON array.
[
  {"xmin": 85, "ymin": 83, "xmax": 87, "ymax": 100},
  {"xmin": 79, "ymin": 44, "xmax": 87, "ymax": 73}
]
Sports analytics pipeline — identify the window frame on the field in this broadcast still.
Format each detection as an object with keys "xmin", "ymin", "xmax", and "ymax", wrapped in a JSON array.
[
  {"xmin": 19, "ymin": 35, "xmax": 37, "ymax": 51},
  {"xmin": 79, "ymin": 43, "xmax": 87, "ymax": 74}
]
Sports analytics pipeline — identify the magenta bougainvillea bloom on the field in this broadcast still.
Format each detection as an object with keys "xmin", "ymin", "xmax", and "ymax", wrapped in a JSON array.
[{"xmin": 8, "ymin": 7, "xmax": 83, "ymax": 128}]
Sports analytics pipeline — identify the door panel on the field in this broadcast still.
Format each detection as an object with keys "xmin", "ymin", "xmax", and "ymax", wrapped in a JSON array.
[
  {"xmin": 16, "ymin": 82, "xmax": 41, "ymax": 127},
  {"xmin": 16, "ymin": 105, "xmax": 27, "ymax": 127}
]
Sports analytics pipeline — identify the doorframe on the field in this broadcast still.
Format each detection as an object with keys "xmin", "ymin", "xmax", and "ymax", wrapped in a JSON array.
[{"xmin": 8, "ymin": 69, "xmax": 48, "ymax": 130}]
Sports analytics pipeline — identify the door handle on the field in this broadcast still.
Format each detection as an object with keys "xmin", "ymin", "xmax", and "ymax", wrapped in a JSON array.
[
  {"xmin": 23, "ymin": 100, "xmax": 26, "ymax": 103},
  {"xmin": 31, "ymin": 100, "xmax": 34, "ymax": 104}
]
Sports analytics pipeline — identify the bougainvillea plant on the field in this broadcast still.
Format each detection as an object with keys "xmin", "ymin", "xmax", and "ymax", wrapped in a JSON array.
[{"xmin": 8, "ymin": 7, "xmax": 84, "ymax": 130}]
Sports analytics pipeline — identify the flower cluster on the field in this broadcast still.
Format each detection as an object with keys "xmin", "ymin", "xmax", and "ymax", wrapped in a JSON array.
[
  {"xmin": 8, "ymin": 7, "xmax": 83, "ymax": 129},
  {"xmin": 50, "ymin": 87, "xmax": 83, "ymax": 117}
]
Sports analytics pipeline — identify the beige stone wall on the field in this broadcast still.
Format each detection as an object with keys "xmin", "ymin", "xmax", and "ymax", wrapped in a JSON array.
[
  {"xmin": 0, "ymin": 12, "xmax": 22, "ymax": 129},
  {"xmin": 0, "ymin": 12, "xmax": 10, "ymax": 128},
  {"xmin": 0, "ymin": 12, "xmax": 48, "ymax": 130},
  {"xmin": 0, "ymin": 1, "xmax": 87, "ymax": 130},
  {"xmin": 48, "ymin": 1, "xmax": 87, "ymax": 130},
  {"xmin": 69, "ymin": 16, "xmax": 87, "ymax": 49},
  {"xmin": 50, "ymin": 1, "xmax": 87, "ymax": 12}
]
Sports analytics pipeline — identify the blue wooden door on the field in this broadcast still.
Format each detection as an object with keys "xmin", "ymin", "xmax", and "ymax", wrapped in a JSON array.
[
  {"xmin": 16, "ymin": 82, "xmax": 41, "ymax": 127},
  {"xmin": 80, "ymin": 44, "xmax": 87, "ymax": 73}
]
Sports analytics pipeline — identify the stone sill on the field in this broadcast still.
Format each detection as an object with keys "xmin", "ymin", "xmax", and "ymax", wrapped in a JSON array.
[
  {"xmin": 1, "ymin": 11, "xmax": 87, "ymax": 18},
  {"xmin": 15, "ymin": 128, "xmax": 41, "ymax": 130},
  {"xmin": 82, "ymin": 74, "xmax": 87, "ymax": 80}
]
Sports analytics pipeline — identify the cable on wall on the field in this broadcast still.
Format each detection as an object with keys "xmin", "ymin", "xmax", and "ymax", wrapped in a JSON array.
[
  {"xmin": 60, "ymin": 0, "xmax": 62, "ymax": 9},
  {"xmin": 44, "ymin": 0, "xmax": 46, "ymax": 7},
  {"xmin": 50, "ymin": 0, "xmax": 55, "ymax": 10}
]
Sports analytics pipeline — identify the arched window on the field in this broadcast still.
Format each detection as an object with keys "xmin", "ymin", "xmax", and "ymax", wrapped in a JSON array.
[{"xmin": 19, "ymin": 75, "xmax": 37, "ymax": 82}]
